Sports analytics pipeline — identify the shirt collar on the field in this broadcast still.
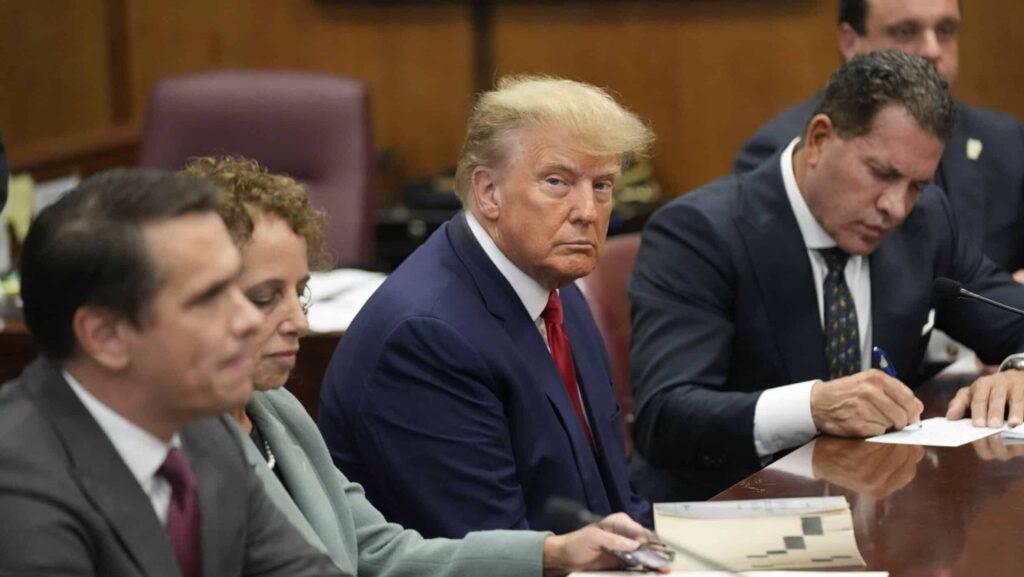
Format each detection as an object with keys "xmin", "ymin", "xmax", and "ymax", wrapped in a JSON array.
[
  {"xmin": 781, "ymin": 137, "xmax": 837, "ymax": 250},
  {"xmin": 63, "ymin": 368, "xmax": 179, "ymax": 487},
  {"xmin": 465, "ymin": 211, "xmax": 551, "ymax": 322}
]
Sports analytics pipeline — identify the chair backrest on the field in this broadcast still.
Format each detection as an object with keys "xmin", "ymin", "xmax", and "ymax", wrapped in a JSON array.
[
  {"xmin": 577, "ymin": 232, "xmax": 641, "ymax": 454},
  {"xmin": 139, "ymin": 70, "xmax": 374, "ymax": 265}
]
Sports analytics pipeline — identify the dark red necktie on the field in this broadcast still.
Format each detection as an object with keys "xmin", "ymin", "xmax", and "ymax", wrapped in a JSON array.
[
  {"xmin": 542, "ymin": 291, "xmax": 595, "ymax": 451},
  {"xmin": 158, "ymin": 448, "xmax": 201, "ymax": 577}
]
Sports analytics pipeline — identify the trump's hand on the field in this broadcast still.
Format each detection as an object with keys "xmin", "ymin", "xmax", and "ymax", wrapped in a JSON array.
[
  {"xmin": 811, "ymin": 369, "xmax": 923, "ymax": 437},
  {"xmin": 542, "ymin": 513, "xmax": 667, "ymax": 576},
  {"xmin": 946, "ymin": 370, "xmax": 1024, "ymax": 428}
]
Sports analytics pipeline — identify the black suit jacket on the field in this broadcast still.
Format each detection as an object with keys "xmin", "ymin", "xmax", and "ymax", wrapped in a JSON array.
[
  {"xmin": 629, "ymin": 153, "xmax": 1024, "ymax": 501},
  {"xmin": 0, "ymin": 358, "xmax": 349, "ymax": 577},
  {"xmin": 734, "ymin": 97, "xmax": 1024, "ymax": 272}
]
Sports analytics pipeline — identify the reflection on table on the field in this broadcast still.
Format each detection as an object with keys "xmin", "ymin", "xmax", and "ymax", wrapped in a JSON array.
[{"xmin": 714, "ymin": 374, "xmax": 1024, "ymax": 576}]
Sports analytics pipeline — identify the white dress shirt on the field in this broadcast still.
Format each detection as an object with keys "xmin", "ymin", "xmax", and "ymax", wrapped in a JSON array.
[
  {"xmin": 64, "ymin": 369, "xmax": 179, "ymax": 525},
  {"xmin": 465, "ymin": 212, "xmax": 592, "ymax": 431},
  {"xmin": 752, "ymin": 138, "xmax": 873, "ymax": 458}
]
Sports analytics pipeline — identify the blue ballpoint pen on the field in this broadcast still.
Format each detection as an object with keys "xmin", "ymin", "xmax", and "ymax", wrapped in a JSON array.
[
  {"xmin": 873, "ymin": 346, "xmax": 922, "ymax": 430},
  {"xmin": 872, "ymin": 346, "xmax": 897, "ymax": 377}
]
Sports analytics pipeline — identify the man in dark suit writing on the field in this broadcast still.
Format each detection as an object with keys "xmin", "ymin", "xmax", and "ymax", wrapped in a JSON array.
[
  {"xmin": 0, "ymin": 169, "xmax": 349, "ymax": 576},
  {"xmin": 630, "ymin": 51, "xmax": 1024, "ymax": 502},
  {"xmin": 319, "ymin": 76, "xmax": 653, "ymax": 538},
  {"xmin": 735, "ymin": 0, "xmax": 1024, "ymax": 278}
]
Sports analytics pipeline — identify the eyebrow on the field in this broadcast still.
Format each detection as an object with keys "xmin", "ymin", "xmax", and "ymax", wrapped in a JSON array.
[{"xmin": 184, "ymin": 266, "xmax": 242, "ymax": 308}]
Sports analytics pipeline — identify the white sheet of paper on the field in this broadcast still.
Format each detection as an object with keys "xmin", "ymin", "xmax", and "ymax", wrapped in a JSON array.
[
  {"xmin": 866, "ymin": 417, "xmax": 1000, "ymax": 446},
  {"xmin": 570, "ymin": 572, "xmax": 888, "ymax": 576}
]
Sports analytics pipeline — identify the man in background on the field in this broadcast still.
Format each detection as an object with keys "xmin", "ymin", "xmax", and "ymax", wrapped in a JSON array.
[
  {"xmin": 735, "ymin": 0, "xmax": 1024, "ymax": 278},
  {"xmin": 320, "ymin": 76, "xmax": 653, "ymax": 538}
]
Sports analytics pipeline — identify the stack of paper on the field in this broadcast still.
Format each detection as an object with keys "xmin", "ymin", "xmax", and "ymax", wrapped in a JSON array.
[{"xmin": 653, "ymin": 497, "xmax": 865, "ymax": 572}]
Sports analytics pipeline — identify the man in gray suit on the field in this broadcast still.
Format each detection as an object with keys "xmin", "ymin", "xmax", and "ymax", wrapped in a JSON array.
[{"xmin": 0, "ymin": 169, "xmax": 349, "ymax": 576}]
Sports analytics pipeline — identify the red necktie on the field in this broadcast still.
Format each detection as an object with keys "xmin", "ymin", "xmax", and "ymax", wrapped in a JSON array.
[
  {"xmin": 542, "ymin": 291, "xmax": 595, "ymax": 451},
  {"xmin": 158, "ymin": 448, "xmax": 201, "ymax": 577}
]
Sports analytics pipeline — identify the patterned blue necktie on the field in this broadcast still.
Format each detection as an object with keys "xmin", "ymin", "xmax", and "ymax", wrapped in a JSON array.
[{"xmin": 820, "ymin": 248, "xmax": 861, "ymax": 379}]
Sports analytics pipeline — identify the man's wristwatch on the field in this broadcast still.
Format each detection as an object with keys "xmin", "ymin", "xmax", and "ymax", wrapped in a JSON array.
[{"xmin": 998, "ymin": 353, "xmax": 1024, "ymax": 372}]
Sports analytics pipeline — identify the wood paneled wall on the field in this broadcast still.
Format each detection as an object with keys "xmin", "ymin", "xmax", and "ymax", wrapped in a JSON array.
[{"xmin": 4, "ymin": 0, "xmax": 1023, "ymax": 199}]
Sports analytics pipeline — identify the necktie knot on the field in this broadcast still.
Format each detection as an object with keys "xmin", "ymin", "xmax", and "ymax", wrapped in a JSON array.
[
  {"xmin": 158, "ymin": 448, "xmax": 196, "ymax": 494},
  {"xmin": 542, "ymin": 291, "xmax": 563, "ymax": 325},
  {"xmin": 819, "ymin": 247, "xmax": 850, "ymax": 275}
]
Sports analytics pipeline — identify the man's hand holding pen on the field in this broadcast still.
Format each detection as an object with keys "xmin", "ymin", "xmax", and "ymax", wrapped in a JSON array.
[{"xmin": 810, "ymin": 369, "xmax": 924, "ymax": 438}]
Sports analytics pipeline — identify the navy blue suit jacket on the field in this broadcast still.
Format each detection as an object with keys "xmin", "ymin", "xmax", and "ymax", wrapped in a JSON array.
[
  {"xmin": 629, "ymin": 153, "xmax": 1024, "ymax": 501},
  {"xmin": 734, "ymin": 96, "xmax": 1024, "ymax": 272},
  {"xmin": 318, "ymin": 213, "xmax": 650, "ymax": 538}
]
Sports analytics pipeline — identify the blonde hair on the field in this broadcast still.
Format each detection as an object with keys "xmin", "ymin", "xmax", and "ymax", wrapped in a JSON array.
[
  {"xmin": 183, "ymin": 156, "xmax": 332, "ymax": 269},
  {"xmin": 453, "ymin": 76, "xmax": 654, "ymax": 203}
]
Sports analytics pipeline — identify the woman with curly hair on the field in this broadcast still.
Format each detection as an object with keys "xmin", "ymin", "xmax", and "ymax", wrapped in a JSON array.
[{"xmin": 185, "ymin": 156, "xmax": 660, "ymax": 577}]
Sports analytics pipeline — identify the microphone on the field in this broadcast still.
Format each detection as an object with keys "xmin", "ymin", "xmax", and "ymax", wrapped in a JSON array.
[
  {"xmin": 934, "ymin": 277, "xmax": 1024, "ymax": 317},
  {"xmin": 543, "ymin": 497, "xmax": 741, "ymax": 575}
]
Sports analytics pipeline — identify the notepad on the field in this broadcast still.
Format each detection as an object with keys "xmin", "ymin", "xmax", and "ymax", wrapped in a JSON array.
[
  {"xmin": 866, "ymin": 417, "xmax": 1002, "ymax": 446},
  {"xmin": 571, "ymin": 572, "xmax": 888, "ymax": 577},
  {"xmin": 653, "ymin": 497, "xmax": 865, "ymax": 572}
]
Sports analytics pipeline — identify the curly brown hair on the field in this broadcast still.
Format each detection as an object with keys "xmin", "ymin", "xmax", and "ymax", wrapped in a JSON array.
[{"xmin": 184, "ymin": 156, "xmax": 331, "ymax": 269}]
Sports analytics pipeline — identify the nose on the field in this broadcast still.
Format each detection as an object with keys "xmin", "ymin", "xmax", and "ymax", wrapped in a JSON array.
[
  {"xmin": 282, "ymin": 293, "xmax": 311, "ymax": 338},
  {"xmin": 877, "ymin": 184, "xmax": 914, "ymax": 224},
  {"xmin": 915, "ymin": 30, "xmax": 943, "ymax": 64},
  {"xmin": 232, "ymin": 288, "xmax": 263, "ymax": 339},
  {"xmin": 569, "ymin": 183, "xmax": 599, "ymax": 224}
]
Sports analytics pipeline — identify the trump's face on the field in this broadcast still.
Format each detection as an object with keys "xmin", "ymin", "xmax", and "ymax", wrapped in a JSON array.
[{"xmin": 472, "ymin": 128, "xmax": 620, "ymax": 290}]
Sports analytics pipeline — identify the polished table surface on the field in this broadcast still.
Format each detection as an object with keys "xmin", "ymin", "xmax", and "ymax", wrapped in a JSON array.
[
  {"xmin": 0, "ymin": 303, "xmax": 340, "ymax": 418},
  {"xmin": 714, "ymin": 374, "xmax": 1024, "ymax": 576}
]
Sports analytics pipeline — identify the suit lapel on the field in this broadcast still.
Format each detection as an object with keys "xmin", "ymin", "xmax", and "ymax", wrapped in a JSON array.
[
  {"xmin": 936, "ymin": 104, "xmax": 985, "ymax": 238},
  {"xmin": 447, "ymin": 213, "xmax": 610, "ymax": 512},
  {"xmin": 561, "ymin": 285, "xmax": 617, "ymax": 510},
  {"xmin": 244, "ymin": 394, "xmax": 354, "ymax": 570},
  {"xmin": 735, "ymin": 159, "xmax": 829, "ymax": 382},
  {"xmin": 869, "ymin": 198, "xmax": 934, "ymax": 380},
  {"xmin": 26, "ymin": 359, "xmax": 180, "ymax": 577}
]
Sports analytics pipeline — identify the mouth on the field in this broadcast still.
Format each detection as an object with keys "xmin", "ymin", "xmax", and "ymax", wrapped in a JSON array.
[
  {"xmin": 224, "ymin": 351, "xmax": 254, "ymax": 373},
  {"xmin": 860, "ymin": 223, "xmax": 889, "ymax": 240},
  {"xmin": 263, "ymin": 350, "xmax": 299, "ymax": 367},
  {"xmin": 559, "ymin": 240, "xmax": 597, "ymax": 249}
]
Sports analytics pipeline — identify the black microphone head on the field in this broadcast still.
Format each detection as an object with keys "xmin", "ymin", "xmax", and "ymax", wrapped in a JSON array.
[
  {"xmin": 934, "ymin": 277, "xmax": 962, "ymax": 299},
  {"xmin": 543, "ymin": 497, "xmax": 602, "ymax": 532}
]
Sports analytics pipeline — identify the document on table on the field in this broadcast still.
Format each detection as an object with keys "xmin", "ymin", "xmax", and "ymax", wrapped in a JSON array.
[
  {"xmin": 866, "ymin": 417, "xmax": 1002, "ymax": 447},
  {"xmin": 653, "ymin": 497, "xmax": 865, "ymax": 572},
  {"xmin": 570, "ymin": 572, "xmax": 888, "ymax": 576}
]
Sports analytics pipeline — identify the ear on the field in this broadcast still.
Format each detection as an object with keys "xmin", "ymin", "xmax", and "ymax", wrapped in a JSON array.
[
  {"xmin": 837, "ymin": 22, "xmax": 861, "ymax": 62},
  {"xmin": 470, "ymin": 165, "xmax": 501, "ymax": 222},
  {"xmin": 802, "ymin": 114, "xmax": 836, "ymax": 168},
  {"xmin": 72, "ymin": 306, "xmax": 132, "ymax": 371}
]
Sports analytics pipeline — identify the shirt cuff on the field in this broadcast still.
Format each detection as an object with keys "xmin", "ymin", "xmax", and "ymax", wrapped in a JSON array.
[{"xmin": 753, "ymin": 380, "xmax": 818, "ymax": 459}]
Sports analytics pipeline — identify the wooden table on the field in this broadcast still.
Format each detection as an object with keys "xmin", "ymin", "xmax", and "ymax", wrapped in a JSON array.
[
  {"xmin": 714, "ymin": 374, "xmax": 1024, "ymax": 575},
  {"xmin": 0, "ymin": 304, "xmax": 340, "ymax": 419}
]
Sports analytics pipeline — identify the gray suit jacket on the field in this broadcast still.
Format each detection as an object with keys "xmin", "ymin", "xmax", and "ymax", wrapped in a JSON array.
[
  {"xmin": 234, "ymin": 388, "xmax": 547, "ymax": 577},
  {"xmin": 0, "ymin": 358, "xmax": 347, "ymax": 577}
]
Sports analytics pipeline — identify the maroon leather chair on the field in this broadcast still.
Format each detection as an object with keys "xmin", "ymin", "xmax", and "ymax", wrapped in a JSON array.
[
  {"xmin": 139, "ymin": 70, "xmax": 374, "ymax": 265},
  {"xmin": 577, "ymin": 233, "xmax": 641, "ymax": 454}
]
